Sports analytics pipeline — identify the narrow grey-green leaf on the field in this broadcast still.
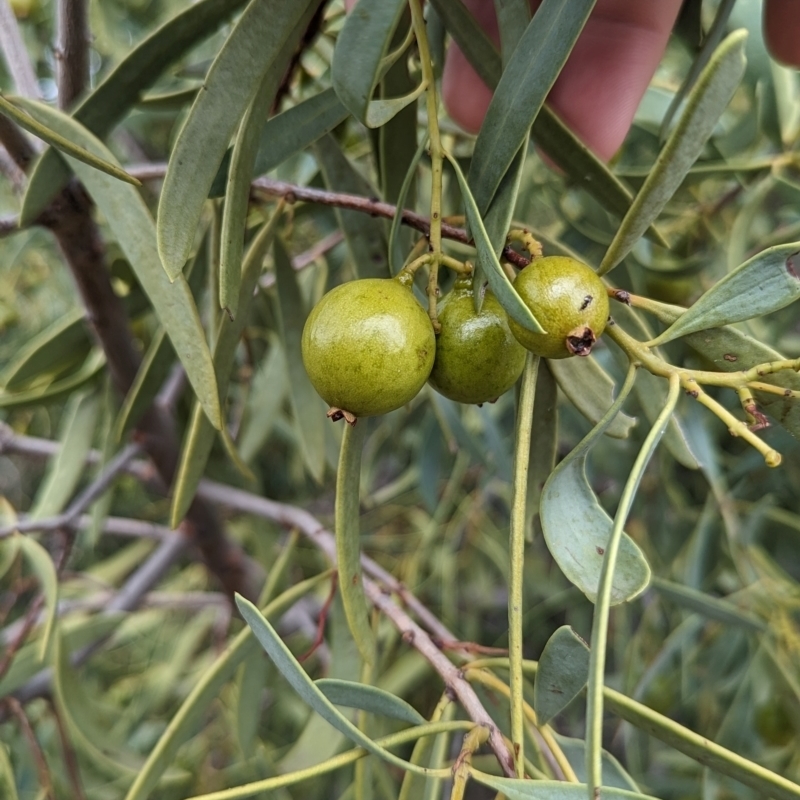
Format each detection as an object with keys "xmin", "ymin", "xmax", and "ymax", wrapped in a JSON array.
[
  {"xmin": 599, "ymin": 30, "xmax": 748, "ymax": 274},
  {"xmin": 414, "ymin": 0, "xmax": 667, "ymax": 246},
  {"xmin": 171, "ymin": 208, "xmax": 281, "ymax": 526},
  {"xmin": 364, "ymin": 82, "xmax": 427, "ymax": 128},
  {"xmin": 526, "ymin": 360, "xmax": 557, "ymax": 538},
  {"xmin": 468, "ymin": 0, "xmax": 595, "ymax": 213},
  {"xmin": 20, "ymin": 0, "xmax": 250, "ymax": 224},
  {"xmin": 494, "ymin": 0, "xmax": 531, "ymax": 63},
  {"xmin": 540, "ymin": 369, "xmax": 651, "ymax": 604},
  {"xmin": 14, "ymin": 97, "xmax": 222, "ymax": 428},
  {"xmin": 112, "ymin": 328, "xmax": 174, "ymax": 442},
  {"xmin": 332, "ymin": 0, "xmax": 407, "ymax": 125},
  {"xmin": 238, "ymin": 341, "xmax": 288, "ymax": 463},
  {"xmin": 316, "ymin": 679, "xmax": 425, "ymax": 725},
  {"xmin": 0, "ymin": 96, "xmax": 140, "ymax": 186},
  {"xmin": 446, "ymin": 153, "xmax": 543, "ymax": 333},
  {"xmin": 237, "ymin": 650, "xmax": 270, "ymax": 757},
  {"xmin": 0, "ymin": 742, "xmax": 19, "ymax": 800},
  {"xmin": 0, "ymin": 349, "xmax": 105, "ymax": 410},
  {"xmin": 534, "ymin": 626, "xmax": 590, "ymax": 724},
  {"xmin": 253, "ymin": 89, "xmax": 349, "ymax": 178},
  {"xmin": 335, "ymin": 421, "xmax": 374, "ymax": 664},
  {"xmin": 0, "ymin": 307, "xmax": 89, "ymax": 390},
  {"xmin": 273, "ymin": 236, "xmax": 326, "ymax": 483},
  {"xmin": 470, "ymin": 774, "xmax": 658, "ymax": 800},
  {"xmin": 547, "ymin": 357, "xmax": 636, "ymax": 439},
  {"xmin": 388, "ymin": 133, "xmax": 427, "ymax": 275},
  {"xmin": 235, "ymin": 595, "xmax": 433, "ymax": 776},
  {"xmin": 651, "ymin": 241, "xmax": 800, "ymax": 345},
  {"xmin": 659, "ymin": 0, "xmax": 737, "ymax": 140},
  {"xmin": 314, "ymin": 134, "xmax": 388, "ymax": 279},
  {"xmin": 475, "ymin": 143, "xmax": 526, "ymax": 313},
  {"xmin": 551, "ymin": 733, "xmax": 641, "ymax": 792},
  {"xmin": 16, "ymin": 535, "xmax": 58, "ymax": 662},
  {"xmin": 157, "ymin": 0, "xmax": 321, "ymax": 276},
  {"xmin": 650, "ymin": 577, "xmax": 765, "ymax": 632},
  {"xmin": 220, "ymin": 67, "xmax": 284, "ymax": 316},
  {"xmin": 30, "ymin": 391, "xmax": 98, "ymax": 520},
  {"xmin": 124, "ymin": 572, "xmax": 330, "ymax": 800}
]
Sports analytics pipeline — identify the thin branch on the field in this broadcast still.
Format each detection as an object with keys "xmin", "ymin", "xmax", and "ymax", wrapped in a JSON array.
[
  {"xmin": 0, "ymin": 594, "xmax": 45, "ymax": 684},
  {"xmin": 0, "ymin": 0, "xmax": 41, "ymax": 98},
  {"xmin": 123, "ymin": 163, "xmax": 532, "ymax": 269},
  {"xmin": 0, "ymin": 113, "xmax": 36, "ymax": 171},
  {"xmin": 2, "ymin": 697, "xmax": 54, "ymax": 799},
  {"xmin": 0, "ymin": 442, "xmax": 143, "ymax": 539},
  {"xmin": 51, "ymin": 703, "xmax": 87, "ymax": 800},
  {"xmin": 56, "ymin": 0, "xmax": 90, "ymax": 109}
]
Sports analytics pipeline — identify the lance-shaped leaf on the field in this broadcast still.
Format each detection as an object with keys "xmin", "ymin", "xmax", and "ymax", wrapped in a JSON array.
[
  {"xmin": 20, "ymin": 0, "xmax": 251, "ymax": 224},
  {"xmin": 316, "ymin": 679, "xmax": 425, "ymax": 725},
  {"xmin": 0, "ymin": 740, "xmax": 18, "ymax": 800},
  {"xmin": 0, "ymin": 96, "xmax": 139, "ymax": 186},
  {"xmin": 157, "ymin": 0, "xmax": 321, "ymax": 278},
  {"xmin": 332, "ymin": 0, "xmax": 407, "ymax": 126},
  {"xmin": 547, "ymin": 357, "xmax": 637, "ymax": 439},
  {"xmin": 16, "ymin": 535, "xmax": 58, "ymax": 662},
  {"xmin": 534, "ymin": 626, "xmax": 590, "ymax": 724},
  {"xmin": 273, "ymin": 236, "xmax": 327, "ymax": 481},
  {"xmin": 314, "ymin": 134, "xmax": 388, "ymax": 279},
  {"xmin": 650, "ymin": 241, "xmax": 800, "ymax": 345},
  {"xmin": 599, "ymin": 30, "xmax": 748, "ymax": 274},
  {"xmin": 446, "ymin": 153, "xmax": 543, "ymax": 333},
  {"xmin": 253, "ymin": 89, "xmax": 349, "ymax": 178},
  {"xmin": 235, "ymin": 595, "xmax": 434, "ymax": 776},
  {"xmin": 14, "ymin": 98, "xmax": 222, "ymax": 429},
  {"xmin": 471, "ymin": 774, "xmax": 658, "ymax": 800},
  {"xmin": 170, "ymin": 208, "xmax": 281, "ymax": 526},
  {"xmin": 220, "ymin": 65, "xmax": 285, "ymax": 316},
  {"xmin": 540, "ymin": 370, "xmax": 650, "ymax": 604},
  {"xmin": 468, "ymin": 0, "xmax": 595, "ymax": 214},
  {"xmin": 388, "ymin": 134, "xmax": 427, "ymax": 275}
]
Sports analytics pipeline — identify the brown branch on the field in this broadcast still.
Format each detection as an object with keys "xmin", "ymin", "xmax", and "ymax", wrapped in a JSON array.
[
  {"xmin": 0, "ymin": 594, "xmax": 45, "ymax": 684},
  {"xmin": 0, "ymin": 0, "xmax": 41, "ymax": 99},
  {"xmin": 56, "ymin": 0, "xmax": 90, "ymax": 109},
  {"xmin": 2, "ymin": 697, "xmax": 54, "ymax": 799}
]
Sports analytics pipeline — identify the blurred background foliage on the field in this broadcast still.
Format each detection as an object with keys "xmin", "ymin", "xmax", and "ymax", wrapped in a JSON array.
[{"xmin": 1, "ymin": 0, "xmax": 800, "ymax": 799}]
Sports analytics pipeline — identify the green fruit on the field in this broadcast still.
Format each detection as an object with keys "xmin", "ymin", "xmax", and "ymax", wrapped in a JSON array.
[
  {"xmin": 509, "ymin": 256, "xmax": 609, "ymax": 359},
  {"xmin": 428, "ymin": 279, "xmax": 526, "ymax": 404},
  {"xmin": 301, "ymin": 275, "xmax": 435, "ymax": 419}
]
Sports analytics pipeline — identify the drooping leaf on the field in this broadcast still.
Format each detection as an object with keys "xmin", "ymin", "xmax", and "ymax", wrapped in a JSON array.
[
  {"xmin": 20, "ymin": 0, "xmax": 251, "ymax": 224},
  {"xmin": 551, "ymin": 733, "xmax": 641, "ymax": 792},
  {"xmin": 470, "ymin": 774, "xmax": 658, "ymax": 800},
  {"xmin": 494, "ymin": 0, "xmax": 531, "ymax": 62},
  {"xmin": 316, "ymin": 679, "xmax": 425, "ymax": 725},
  {"xmin": 599, "ymin": 30, "xmax": 748, "ymax": 274},
  {"xmin": 0, "ymin": 307, "xmax": 89, "ymax": 390},
  {"xmin": 446, "ymin": 153, "xmax": 544, "ymax": 333},
  {"xmin": 170, "ymin": 207, "xmax": 281, "ymax": 526},
  {"xmin": 650, "ymin": 241, "xmax": 800, "ymax": 344},
  {"xmin": 388, "ymin": 133, "xmax": 427, "ymax": 275},
  {"xmin": 124, "ymin": 572, "xmax": 331, "ymax": 800},
  {"xmin": 157, "ymin": 0, "xmax": 321, "ymax": 277},
  {"xmin": 237, "ymin": 341, "xmax": 288, "ymax": 463},
  {"xmin": 29, "ymin": 390, "xmax": 99, "ymax": 519},
  {"xmin": 534, "ymin": 626, "xmax": 590, "ymax": 724},
  {"xmin": 220, "ymin": 68, "xmax": 284, "ymax": 316},
  {"xmin": 334, "ymin": 421, "xmax": 374, "ymax": 664},
  {"xmin": 273, "ymin": 236, "xmax": 327, "ymax": 483},
  {"xmin": 14, "ymin": 98, "xmax": 222, "ymax": 429},
  {"xmin": 540, "ymin": 370, "xmax": 651, "ymax": 604},
  {"xmin": 332, "ymin": 0, "xmax": 407, "ymax": 126},
  {"xmin": 0, "ymin": 742, "xmax": 18, "ymax": 800},
  {"xmin": 547, "ymin": 357, "xmax": 636, "ymax": 439},
  {"xmin": 468, "ymin": 0, "xmax": 595, "ymax": 214},
  {"xmin": 314, "ymin": 134, "xmax": 389, "ymax": 279},
  {"xmin": 0, "ymin": 95, "xmax": 140, "ymax": 186},
  {"xmin": 235, "ymin": 595, "xmax": 434, "ymax": 776},
  {"xmin": 16, "ymin": 535, "xmax": 58, "ymax": 663}
]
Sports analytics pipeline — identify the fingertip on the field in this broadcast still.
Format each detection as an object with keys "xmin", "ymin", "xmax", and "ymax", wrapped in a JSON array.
[{"xmin": 764, "ymin": 0, "xmax": 800, "ymax": 67}]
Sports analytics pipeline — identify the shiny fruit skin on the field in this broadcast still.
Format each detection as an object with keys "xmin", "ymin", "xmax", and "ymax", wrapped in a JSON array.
[
  {"xmin": 428, "ymin": 281, "xmax": 526, "ymax": 404},
  {"xmin": 301, "ymin": 276, "xmax": 435, "ymax": 418},
  {"xmin": 509, "ymin": 256, "xmax": 609, "ymax": 359}
]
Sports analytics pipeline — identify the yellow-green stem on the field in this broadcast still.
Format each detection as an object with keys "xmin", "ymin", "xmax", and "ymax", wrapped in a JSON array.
[
  {"xmin": 409, "ymin": 0, "xmax": 444, "ymax": 330},
  {"xmin": 509, "ymin": 353, "xmax": 539, "ymax": 776}
]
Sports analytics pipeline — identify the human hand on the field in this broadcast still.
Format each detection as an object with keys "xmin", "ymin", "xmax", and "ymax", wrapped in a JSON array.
[{"xmin": 346, "ymin": 0, "xmax": 800, "ymax": 162}]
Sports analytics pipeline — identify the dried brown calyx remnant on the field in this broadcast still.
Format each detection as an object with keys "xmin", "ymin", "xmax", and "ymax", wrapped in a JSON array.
[
  {"xmin": 566, "ymin": 325, "xmax": 597, "ymax": 357},
  {"xmin": 327, "ymin": 407, "xmax": 357, "ymax": 426}
]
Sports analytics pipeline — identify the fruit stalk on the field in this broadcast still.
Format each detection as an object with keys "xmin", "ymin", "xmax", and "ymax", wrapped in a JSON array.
[{"xmin": 409, "ymin": 0, "xmax": 444, "ymax": 330}]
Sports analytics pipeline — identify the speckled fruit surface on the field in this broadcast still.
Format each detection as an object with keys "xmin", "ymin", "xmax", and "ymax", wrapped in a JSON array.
[
  {"xmin": 509, "ymin": 256, "xmax": 609, "ymax": 359},
  {"xmin": 301, "ymin": 276, "xmax": 435, "ymax": 418},
  {"xmin": 428, "ymin": 281, "xmax": 526, "ymax": 404}
]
